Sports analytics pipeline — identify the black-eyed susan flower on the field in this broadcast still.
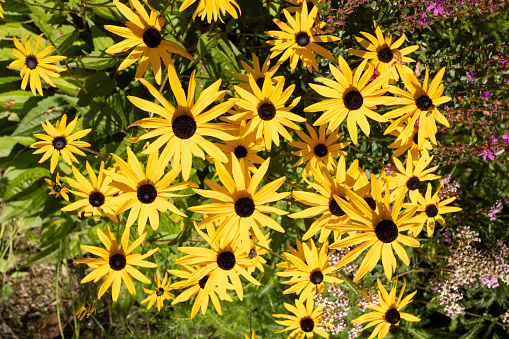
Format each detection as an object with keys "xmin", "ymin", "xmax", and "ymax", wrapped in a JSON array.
[
  {"xmin": 105, "ymin": 0, "xmax": 193, "ymax": 85},
  {"xmin": 141, "ymin": 272, "xmax": 174, "ymax": 311},
  {"xmin": 61, "ymin": 161, "xmax": 119, "ymax": 222},
  {"xmin": 30, "ymin": 114, "xmax": 91, "ymax": 173},
  {"xmin": 180, "ymin": 0, "xmax": 240, "ymax": 23},
  {"xmin": 266, "ymin": 2, "xmax": 340, "ymax": 73},
  {"xmin": 188, "ymin": 156, "xmax": 289, "ymax": 253},
  {"xmin": 346, "ymin": 22, "xmax": 418, "ymax": 85},
  {"xmin": 126, "ymin": 68, "xmax": 236, "ymax": 180},
  {"xmin": 233, "ymin": 53, "xmax": 283, "ymax": 92},
  {"xmin": 283, "ymin": 0, "xmax": 323, "ymax": 15},
  {"xmin": 289, "ymin": 156, "xmax": 362, "ymax": 243},
  {"xmin": 386, "ymin": 118, "xmax": 432, "ymax": 159},
  {"xmin": 176, "ymin": 224, "xmax": 261, "ymax": 303},
  {"xmin": 105, "ymin": 147, "xmax": 197, "ymax": 235},
  {"xmin": 75, "ymin": 301, "xmax": 96, "ymax": 321},
  {"xmin": 278, "ymin": 240, "xmax": 342, "ymax": 304},
  {"xmin": 305, "ymin": 57, "xmax": 394, "ymax": 144},
  {"xmin": 45, "ymin": 173, "xmax": 69, "ymax": 201},
  {"xmin": 74, "ymin": 225, "xmax": 158, "ymax": 301},
  {"xmin": 289, "ymin": 124, "xmax": 349, "ymax": 177},
  {"xmin": 276, "ymin": 239, "xmax": 307, "ymax": 272},
  {"xmin": 385, "ymin": 151, "xmax": 440, "ymax": 203},
  {"xmin": 273, "ymin": 297, "xmax": 329, "ymax": 338},
  {"xmin": 405, "ymin": 183, "xmax": 462, "ymax": 237},
  {"xmin": 228, "ymin": 75, "xmax": 304, "ymax": 151},
  {"xmin": 351, "ymin": 278, "xmax": 420, "ymax": 339},
  {"xmin": 213, "ymin": 130, "xmax": 265, "ymax": 174},
  {"xmin": 383, "ymin": 67, "xmax": 451, "ymax": 147},
  {"xmin": 328, "ymin": 174, "xmax": 420, "ymax": 281},
  {"xmin": 246, "ymin": 231, "xmax": 271, "ymax": 274},
  {"xmin": 169, "ymin": 263, "xmax": 234, "ymax": 319},
  {"xmin": 9, "ymin": 33, "xmax": 67, "ymax": 96}
]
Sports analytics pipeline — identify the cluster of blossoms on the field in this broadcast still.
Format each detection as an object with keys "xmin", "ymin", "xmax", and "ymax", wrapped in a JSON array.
[
  {"xmin": 487, "ymin": 197, "xmax": 509, "ymax": 220},
  {"xmin": 477, "ymin": 133, "xmax": 509, "ymax": 162},
  {"xmin": 432, "ymin": 226, "xmax": 509, "ymax": 318}
]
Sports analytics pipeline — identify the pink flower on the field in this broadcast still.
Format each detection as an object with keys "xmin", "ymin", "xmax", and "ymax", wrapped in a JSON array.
[{"xmin": 478, "ymin": 148, "xmax": 496, "ymax": 162}]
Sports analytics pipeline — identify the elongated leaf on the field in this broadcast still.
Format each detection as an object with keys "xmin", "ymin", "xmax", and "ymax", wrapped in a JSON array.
[{"xmin": 3, "ymin": 167, "xmax": 49, "ymax": 202}]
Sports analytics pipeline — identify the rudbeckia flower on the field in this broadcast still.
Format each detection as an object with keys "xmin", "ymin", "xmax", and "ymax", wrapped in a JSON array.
[
  {"xmin": 233, "ymin": 53, "xmax": 283, "ymax": 92},
  {"xmin": 105, "ymin": 0, "xmax": 193, "ymax": 85},
  {"xmin": 44, "ymin": 173, "xmax": 69, "ymax": 201},
  {"xmin": 305, "ymin": 57, "xmax": 393, "ymax": 144},
  {"xmin": 179, "ymin": 0, "xmax": 240, "ymax": 23},
  {"xmin": 328, "ymin": 174, "xmax": 420, "ymax": 281},
  {"xmin": 383, "ymin": 67, "xmax": 451, "ymax": 147},
  {"xmin": 74, "ymin": 225, "xmax": 158, "ymax": 301},
  {"xmin": 386, "ymin": 117, "xmax": 432, "ymax": 159},
  {"xmin": 266, "ymin": 2, "xmax": 340, "ymax": 73},
  {"xmin": 245, "ymin": 231, "xmax": 271, "ymax": 274},
  {"xmin": 351, "ymin": 279, "xmax": 420, "ymax": 339},
  {"xmin": 125, "ymin": 66, "xmax": 236, "ymax": 180},
  {"xmin": 61, "ymin": 161, "xmax": 119, "ymax": 222},
  {"xmin": 30, "ymin": 114, "xmax": 91, "ymax": 173},
  {"xmin": 278, "ymin": 240, "xmax": 343, "ymax": 304},
  {"xmin": 212, "ymin": 130, "xmax": 265, "ymax": 174},
  {"xmin": 273, "ymin": 297, "xmax": 329, "ymax": 338},
  {"xmin": 283, "ymin": 0, "xmax": 324, "ymax": 15},
  {"xmin": 75, "ymin": 301, "xmax": 96, "ymax": 321},
  {"xmin": 141, "ymin": 272, "xmax": 174, "ymax": 311},
  {"xmin": 105, "ymin": 147, "xmax": 197, "ymax": 235},
  {"xmin": 9, "ymin": 33, "xmax": 67, "ymax": 96}
]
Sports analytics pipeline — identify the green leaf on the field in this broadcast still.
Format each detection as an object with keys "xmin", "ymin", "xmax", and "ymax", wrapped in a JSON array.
[
  {"xmin": 3, "ymin": 167, "xmax": 49, "ymax": 202},
  {"xmin": 78, "ymin": 51, "xmax": 117, "ymax": 71},
  {"xmin": 91, "ymin": 25, "xmax": 115, "ymax": 51},
  {"xmin": 0, "ymin": 136, "xmax": 35, "ymax": 157},
  {"xmin": 11, "ymin": 94, "xmax": 67, "ymax": 135}
]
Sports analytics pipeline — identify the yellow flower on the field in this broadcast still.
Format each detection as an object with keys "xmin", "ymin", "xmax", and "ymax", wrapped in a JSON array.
[
  {"xmin": 351, "ymin": 278, "xmax": 420, "ymax": 339},
  {"xmin": 44, "ymin": 172, "xmax": 69, "ymax": 201},
  {"xmin": 229, "ymin": 74, "xmax": 304, "ymax": 152},
  {"xmin": 212, "ymin": 130, "xmax": 265, "ymax": 174},
  {"xmin": 289, "ymin": 124, "xmax": 349, "ymax": 177},
  {"xmin": 74, "ymin": 225, "xmax": 158, "ymax": 301},
  {"xmin": 105, "ymin": 147, "xmax": 197, "ymax": 235},
  {"xmin": 386, "ymin": 117, "xmax": 432, "ymax": 159},
  {"xmin": 405, "ymin": 183, "xmax": 462, "ymax": 237},
  {"xmin": 141, "ymin": 272, "xmax": 174, "ymax": 311},
  {"xmin": 266, "ymin": 2, "xmax": 340, "ymax": 73},
  {"xmin": 75, "ymin": 301, "xmax": 96, "ymax": 321},
  {"xmin": 30, "ymin": 114, "xmax": 91, "ymax": 173},
  {"xmin": 328, "ymin": 175, "xmax": 420, "ymax": 281},
  {"xmin": 179, "ymin": 0, "xmax": 240, "ymax": 23},
  {"xmin": 246, "ymin": 232, "xmax": 271, "ymax": 274},
  {"xmin": 0, "ymin": 0, "xmax": 5, "ymax": 19},
  {"xmin": 273, "ymin": 297, "xmax": 329, "ymax": 338},
  {"xmin": 104, "ymin": 0, "xmax": 193, "ymax": 84},
  {"xmin": 169, "ymin": 263, "xmax": 234, "ymax": 319},
  {"xmin": 188, "ymin": 156, "xmax": 289, "ymax": 252},
  {"xmin": 8, "ymin": 33, "xmax": 67, "ymax": 96},
  {"xmin": 233, "ymin": 53, "xmax": 283, "ymax": 92},
  {"xmin": 244, "ymin": 330, "xmax": 257, "ymax": 339},
  {"xmin": 278, "ymin": 240, "xmax": 342, "ymax": 304},
  {"xmin": 305, "ymin": 56, "xmax": 394, "ymax": 144},
  {"xmin": 383, "ymin": 67, "xmax": 451, "ymax": 147},
  {"xmin": 61, "ymin": 161, "xmax": 119, "ymax": 222},
  {"xmin": 347, "ymin": 22, "xmax": 418, "ymax": 85},
  {"xmin": 283, "ymin": 0, "xmax": 324, "ymax": 16},
  {"xmin": 125, "ymin": 66, "xmax": 237, "ymax": 180}
]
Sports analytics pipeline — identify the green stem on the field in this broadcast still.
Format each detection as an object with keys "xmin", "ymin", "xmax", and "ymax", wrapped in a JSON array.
[
  {"xmin": 56, "ymin": 240, "xmax": 65, "ymax": 339},
  {"xmin": 38, "ymin": 22, "xmax": 128, "ymax": 135},
  {"xmin": 336, "ymin": 269, "xmax": 365, "ymax": 296},
  {"xmin": 256, "ymin": 245, "xmax": 287, "ymax": 261}
]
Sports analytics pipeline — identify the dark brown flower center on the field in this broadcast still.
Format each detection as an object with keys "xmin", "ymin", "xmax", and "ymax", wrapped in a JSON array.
[
  {"xmin": 329, "ymin": 196, "xmax": 346, "ymax": 217},
  {"xmin": 406, "ymin": 176, "xmax": 421, "ymax": 190},
  {"xmin": 52, "ymin": 137, "xmax": 67, "ymax": 150},
  {"xmin": 156, "ymin": 288, "xmax": 164, "ymax": 296},
  {"xmin": 172, "ymin": 115, "xmax": 197, "ymax": 139},
  {"xmin": 217, "ymin": 251, "xmax": 236, "ymax": 270},
  {"xmin": 313, "ymin": 143, "xmax": 328, "ymax": 157},
  {"xmin": 364, "ymin": 197, "xmax": 377, "ymax": 210},
  {"xmin": 198, "ymin": 275, "xmax": 209, "ymax": 289},
  {"xmin": 234, "ymin": 197, "xmax": 255, "ymax": 217},
  {"xmin": 258, "ymin": 102, "xmax": 276, "ymax": 121},
  {"xmin": 344, "ymin": 90, "xmax": 363, "ymax": 110},
  {"xmin": 300, "ymin": 317, "xmax": 314, "ymax": 332},
  {"xmin": 137, "ymin": 184, "xmax": 157, "ymax": 204},
  {"xmin": 384, "ymin": 308, "xmax": 401, "ymax": 324},
  {"xmin": 109, "ymin": 253, "xmax": 126, "ymax": 271},
  {"xmin": 310, "ymin": 270, "xmax": 324, "ymax": 284},
  {"xmin": 234, "ymin": 145, "xmax": 248, "ymax": 159},
  {"xmin": 25, "ymin": 56, "xmax": 38, "ymax": 70},
  {"xmin": 249, "ymin": 248, "xmax": 257, "ymax": 259},
  {"xmin": 416, "ymin": 95, "xmax": 433, "ymax": 111},
  {"xmin": 295, "ymin": 32, "xmax": 310, "ymax": 46},
  {"xmin": 143, "ymin": 28, "xmax": 162, "ymax": 48},
  {"xmin": 425, "ymin": 204, "xmax": 439, "ymax": 218},
  {"xmin": 89, "ymin": 192, "xmax": 105, "ymax": 207},
  {"xmin": 375, "ymin": 220, "xmax": 399, "ymax": 243},
  {"xmin": 53, "ymin": 185, "xmax": 62, "ymax": 193},
  {"xmin": 378, "ymin": 46, "xmax": 394, "ymax": 63}
]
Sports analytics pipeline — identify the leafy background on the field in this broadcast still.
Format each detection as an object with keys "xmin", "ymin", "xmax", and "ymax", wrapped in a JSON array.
[{"xmin": 0, "ymin": 0, "xmax": 509, "ymax": 338}]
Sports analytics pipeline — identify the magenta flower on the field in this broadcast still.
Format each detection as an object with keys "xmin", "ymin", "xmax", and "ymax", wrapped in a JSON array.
[
  {"xmin": 478, "ymin": 148, "xmax": 496, "ymax": 162},
  {"xmin": 482, "ymin": 91, "xmax": 492, "ymax": 100}
]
